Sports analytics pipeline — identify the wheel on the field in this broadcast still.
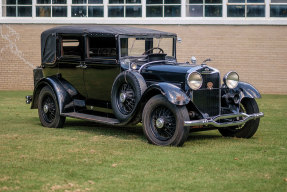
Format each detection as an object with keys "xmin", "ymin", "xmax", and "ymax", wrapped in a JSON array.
[
  {"xmin": 142, "ymin": 95, "xmax": 190, "ymax": 146},
  {"xmin": 38, "ymin": 86, "xmax": 66, "ymax": 128},
  {"xmin": 218, "ymin": 98, "xmax": 260, "ymax": 138},
  {"xmin": 111, "ymin": 71, "xmax": 146, "ymax": 122}
]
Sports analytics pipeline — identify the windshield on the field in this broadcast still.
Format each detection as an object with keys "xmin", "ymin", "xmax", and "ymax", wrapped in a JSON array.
[{"xmin": 120, "ymin": 37, "xmax": 175, "ymax": 58}]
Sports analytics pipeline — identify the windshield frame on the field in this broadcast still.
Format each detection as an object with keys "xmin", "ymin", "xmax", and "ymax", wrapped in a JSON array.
[{"xmin": 118, "ymin": 35, "xmax": 177, "ymax": 59}]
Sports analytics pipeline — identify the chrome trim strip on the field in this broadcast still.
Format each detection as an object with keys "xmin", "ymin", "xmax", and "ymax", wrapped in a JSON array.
[
  {"xmin": 184, "ymin": 112, "xmax": 264, "ymax": 128},
  {"xmin": 138, "ymin": 60, "xmax": 172, "ymax": 73}
]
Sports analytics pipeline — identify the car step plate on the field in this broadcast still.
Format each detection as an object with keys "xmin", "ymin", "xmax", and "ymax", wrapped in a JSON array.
[{"xmin": 62, "ymin": 112, "xmax": 120, "ymax": 125}]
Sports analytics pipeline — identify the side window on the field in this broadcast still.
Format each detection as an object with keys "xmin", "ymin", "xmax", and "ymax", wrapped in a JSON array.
[
  {"xmin": 61, "ymin": 37, "xmax": 83, "ymax": 59},
  {"xmin": 88, "ymin": 37, "xmax": 117, "ymax": 58}
]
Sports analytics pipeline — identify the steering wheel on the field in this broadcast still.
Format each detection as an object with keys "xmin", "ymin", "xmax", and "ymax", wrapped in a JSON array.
[{"xmin": 142, "ymin": 47, "xmax": 164, "ymax": 55}]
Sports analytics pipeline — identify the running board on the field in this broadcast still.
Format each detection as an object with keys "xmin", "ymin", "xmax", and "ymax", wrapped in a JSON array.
[{"xmin": 61, "ymin": 112, "xmax": 120, "ymax": 125}]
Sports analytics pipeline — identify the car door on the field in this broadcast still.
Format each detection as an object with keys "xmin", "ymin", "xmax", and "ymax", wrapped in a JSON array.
[
  {"xmin": 84, "ymin": 36, "xmax": 120, "ymax": 105},
  {"xmin": 57, "ymin": 35, "xmax": 87, "ymax": 98}
]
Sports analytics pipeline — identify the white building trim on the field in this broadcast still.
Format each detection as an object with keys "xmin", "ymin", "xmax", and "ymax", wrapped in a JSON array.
[
  {"xmin": 0, "ymin": 0, "xmax": 2, "ymax": 19},
  {"xmin": 1, "ymin": 0, "xmax": 287, "ymax": 25},
  {"xmin": 1, "ymin": 17, "xmax": 287, "ymax": 25}
]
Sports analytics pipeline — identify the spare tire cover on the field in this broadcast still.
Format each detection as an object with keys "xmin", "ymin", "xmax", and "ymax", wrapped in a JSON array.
[{"xmin": 111, "ymin": 71, "xmax": 147, "ymax": 122}]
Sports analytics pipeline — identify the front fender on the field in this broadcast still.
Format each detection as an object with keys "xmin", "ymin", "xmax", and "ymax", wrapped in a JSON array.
[
  {"xmin": 31, "ymin": 76, "xmax": 73, "ymax": 114},
  {"xmin": 143, "ymin": 83, "xmax": 190, "ymax": 105},
  {"xmin": 235, "ymin": 81, "xmax": 261, "ymax": 100}
]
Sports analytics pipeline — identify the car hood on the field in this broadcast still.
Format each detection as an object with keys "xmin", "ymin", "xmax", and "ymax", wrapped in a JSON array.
[{"xmin": 141, "ymin": 63, "xmax": 202, "ymax": 84}]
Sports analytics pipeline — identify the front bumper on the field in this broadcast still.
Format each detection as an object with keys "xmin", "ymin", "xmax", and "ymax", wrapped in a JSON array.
[{"xmin": 184, "ymin": 112, "xmax": 264, "ymax": 128}]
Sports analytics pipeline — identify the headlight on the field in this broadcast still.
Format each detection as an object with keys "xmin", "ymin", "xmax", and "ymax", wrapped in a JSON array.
[
  {"xmin": 224, "ymin": 71, "xmax": 239, "ymax": 89},
  {"xmin": 187, "ymin": 72, "xmax": 202, "ymax": 90}
]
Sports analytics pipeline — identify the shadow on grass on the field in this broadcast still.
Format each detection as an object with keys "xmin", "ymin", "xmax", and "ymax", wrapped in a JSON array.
[
  {"xmin": 187, "ymin": 132, "xmax": 222, "ymax": 141},
  {"xmin": 63, "ymin": 119, "xmax": 223, "ymax": 143},
  {"xmin": 63, "ymin": 120, "xmax": 147, "ymax": 141},
  {"xmin": 31, "ymin": 116, "xmax": 223, "ymax": 143}
]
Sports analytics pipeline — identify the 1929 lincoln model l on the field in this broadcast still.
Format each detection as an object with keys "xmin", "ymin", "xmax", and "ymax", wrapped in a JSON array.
[{"xmin": 26, "ymin": 25, "xmax": 264, "ymax": 146}]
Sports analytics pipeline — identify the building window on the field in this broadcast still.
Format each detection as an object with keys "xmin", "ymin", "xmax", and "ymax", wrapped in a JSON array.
[
  {"xmin": 2, "ymin": 0, "xmax": 32, "ymax": 17},
  {"xmin": 186, "ymin": 0, "xmax": 222, "ymax": 17},
  {"xmin": 146, "ymin": 0, "xmax": 181, "ymax": 17},
  {"xmin": 108, "ymin": 0, "xmax": 142, "ymax": 17},
  {"xmin": 36, "ymin": 0, "xmax": 67, "ymax": 17},
  {"xmin": 227, "ymin": 0, "xmax": 265, "ymax": 17},
  {"xmin": 270, "ymin": 0, "xmax": 287, "ymax": 17},
  {"xmin": 71, "ymin": 0, "xmax": 103, "ymax": 17}
]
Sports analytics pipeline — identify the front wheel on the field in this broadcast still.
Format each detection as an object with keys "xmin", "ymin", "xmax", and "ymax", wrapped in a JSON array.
[
  {"xmin": 142, "ymin": 95, "xmax": 190, "ymax": 146},
  {"xmin": 38, "ymin": 86, "xmax": 66, "ymax": 128},
  {"xmin": 218, "ymin": 98, "xmax": 260, "ymax": 138}
]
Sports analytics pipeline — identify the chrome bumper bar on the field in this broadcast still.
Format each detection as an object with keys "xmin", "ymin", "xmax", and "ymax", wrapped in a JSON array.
[{"xmin": 184, "ymin": 112, "xmax": 264, "ymax": 128}]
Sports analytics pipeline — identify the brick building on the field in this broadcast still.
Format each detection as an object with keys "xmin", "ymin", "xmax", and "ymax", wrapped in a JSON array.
[{"xmin": 0, "ymin": 0, "xmax": 287, "ymax": 94}]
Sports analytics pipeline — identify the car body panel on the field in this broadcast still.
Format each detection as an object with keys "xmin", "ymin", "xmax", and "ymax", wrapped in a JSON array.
[
  {"xmin": 236, "ymin": 81, "xmax": 262, "ymax": 100},
  {"xmin": 142, "ymin": 82, "xmax": 190, "ymax": 106}
]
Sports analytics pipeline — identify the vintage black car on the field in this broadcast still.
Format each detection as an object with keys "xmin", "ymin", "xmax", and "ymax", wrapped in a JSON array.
[{"xmin": 26, "ymin": 25, "xmax": 264, "ymax": 146}]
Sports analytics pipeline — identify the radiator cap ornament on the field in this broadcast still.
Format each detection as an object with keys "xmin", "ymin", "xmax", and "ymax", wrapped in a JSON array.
[{"xmin": 207, "ymin": 82, "xmax": 213, "ymax": 90}]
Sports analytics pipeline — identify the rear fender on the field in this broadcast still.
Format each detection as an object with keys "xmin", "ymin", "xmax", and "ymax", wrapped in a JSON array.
[{"xmin": 31, "ymin": 76, "xmax": 76, "ymax": 114}]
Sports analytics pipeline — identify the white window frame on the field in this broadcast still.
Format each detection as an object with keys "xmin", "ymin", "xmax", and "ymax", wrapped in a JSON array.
[
  {"xmin": 0, "ymin": 0, "xmax": 287, "ymax": 25},
  {"xmin": 146, "ymin": 0, "xmax": 182, "ymax": 17},
  {"xmin": 70, "ymin": 0, "xmax": 104, "ymax": 17},
  {"xmin": 107, "ymin": 0, "xmax": 142, "ymax": 17},
  {"xmin": 35, "ymin": 0, "xmax": 68, "ymax": 17},
  {"xmin": 2, "ymin": 0, "xmax": 33, "ymax": 17},
  {"xmin": 226, "ymin": 0, "xmax": 266, "ymax": 17},
  {"xmin": 186, "ymin": 0, "xmax": 223, "ymax": 17},
  {"xmin": 269, "ymin": 0, "xmax": 287, "ymax": 17}
]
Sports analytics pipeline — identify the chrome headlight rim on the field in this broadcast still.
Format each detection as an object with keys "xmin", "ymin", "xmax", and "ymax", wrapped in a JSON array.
[
  {"xmin": 187, "ymin": 72, "xmax": 203, "ymax": 90},
  {"xmin": 224, "ymin": 71, "xmax": 239, "ymax": 89}
]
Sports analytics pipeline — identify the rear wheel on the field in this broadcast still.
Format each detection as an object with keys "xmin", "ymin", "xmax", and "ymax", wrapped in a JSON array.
[
  {"xmin": 218, "ymin": 98, "xmax": 260, "ymax": 138},
  {"xmin": 38, "ymin": 86, "xmax": 65, "ymax": 128},
  {"xmin": 142, "ymin": 95, "xmax": 190, "ymax": 146}
]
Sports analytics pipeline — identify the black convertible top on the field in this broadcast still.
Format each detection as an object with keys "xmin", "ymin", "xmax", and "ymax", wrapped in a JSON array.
[
  {"xmin": 41, "ymin": 25, "xmax": 176, "ymax": 37},
  {"xmin": 41, "ymin": 25, "xmax": 176, "ymax": 65}
]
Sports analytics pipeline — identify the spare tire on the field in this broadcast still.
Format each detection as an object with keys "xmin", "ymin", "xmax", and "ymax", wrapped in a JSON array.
[{"xmin": 111, "ymin": 71, "xmax": 147, "ymax": 122}]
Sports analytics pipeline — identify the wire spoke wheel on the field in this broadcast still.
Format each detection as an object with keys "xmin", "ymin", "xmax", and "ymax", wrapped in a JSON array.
[
  {"xmin": 234, "ymin": 103, "xmax": 247, "ymax": 130},
  {"xmin": 218, "ymin": 98, "xmax": 260, "ymax": 138},
  {"xmin": 142, "ymin": 95, "xmax": 190, "ymax": 146},
  {"xmin": 151, "ymin": 106, "xmax": 176, "ymax": 141},
  {"xmin": 117, "ymin": 83, "xmax": 136, "ymax": 115},
  {"xmin": 41, "ymin": 94, "xmax": 56, "ymax": 123},
  {"xmin": 38, "ymin": 86, "xmax": 65, "ymax": 128}
]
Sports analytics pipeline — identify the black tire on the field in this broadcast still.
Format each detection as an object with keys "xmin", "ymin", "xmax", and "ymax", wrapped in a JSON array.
[
  {"xmin": 38, "ymin": 86, "xmax": 66, "ymax": 128},
  {"xmin": 142, "ymin": 95, "xmax": 190, "ymax": 146},
  {"xmin": 111, "ymin": 71, "xmax": 147, "ymax": 122},
  {"xmin": 218, "ymin": 98, "xmax": 260, "ymax": 138}
]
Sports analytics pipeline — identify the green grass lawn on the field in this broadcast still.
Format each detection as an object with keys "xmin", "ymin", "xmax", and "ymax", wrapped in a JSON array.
[{"xmin": 0, "ymin": 91, "xmax": 286, "ymax": 192}]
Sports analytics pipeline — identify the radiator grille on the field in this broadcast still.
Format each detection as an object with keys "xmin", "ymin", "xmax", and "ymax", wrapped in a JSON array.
[
  {"xmin": 192, "ymin": 72, "xmax": 220, "ymax": 117},
  {"xmin": 201, "ymin": 73, "xmax": 220, "ymax": 89},
  {"xmin": 193, "ymin": 89, "xmax": 220, "ymax": 116}
]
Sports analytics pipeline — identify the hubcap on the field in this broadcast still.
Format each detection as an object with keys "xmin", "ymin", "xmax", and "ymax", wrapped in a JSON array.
[
  {"xmin": 151, "ymin": 106, "xmax": 176, "ymax": 141},
  {"xmin": 120, "ymin": 92, "xmax": 127, "ymax": 103},
  {"xmin": 117, "ymin": 83, "xmax": 136, "ymax": 115},
  {"xmin": 43, "ymin": 104, "xmax": 49, "ymax": 113},
  {"xmin": 156, "ymin": 118, "xmax": 164, "ymax": 129}
]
